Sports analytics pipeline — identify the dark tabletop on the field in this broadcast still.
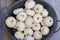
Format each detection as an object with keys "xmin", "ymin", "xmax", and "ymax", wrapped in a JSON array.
[{"xmin": 0, "ymin": 0, "xmax": 60, "ymax": 40}]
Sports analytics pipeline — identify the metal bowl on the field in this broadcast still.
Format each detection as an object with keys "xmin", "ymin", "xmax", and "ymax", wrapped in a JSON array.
[{"xmin": 4, "ymin": 0, "xmax": 57, "ymax": 40}]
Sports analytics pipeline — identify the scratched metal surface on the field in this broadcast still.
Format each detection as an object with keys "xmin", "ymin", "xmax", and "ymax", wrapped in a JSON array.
[{"xmin": 0, "ymin": 0, "xmax": 60, "ymax": 40}]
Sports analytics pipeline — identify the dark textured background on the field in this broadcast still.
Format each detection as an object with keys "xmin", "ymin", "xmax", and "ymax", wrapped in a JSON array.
[{"xmin": 0, "ymin": 0, "xmax": 60, "ymax": 40}]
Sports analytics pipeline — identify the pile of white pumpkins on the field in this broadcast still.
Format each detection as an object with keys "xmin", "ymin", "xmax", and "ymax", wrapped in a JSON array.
[{"xmin": 6, "ymin": 0, "xmax": 54, "ymax": 40}]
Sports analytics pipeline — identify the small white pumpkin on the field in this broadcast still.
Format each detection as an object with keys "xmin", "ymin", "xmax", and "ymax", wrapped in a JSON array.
[
  {"xmin": 25, "ymin": 16, "xmax": 33, "ymax": 28},
  {"xmin": 6, "ymin": 17, "xmax": 16, "ymax": 28},
  {"xmin": 33, "ymin": 31, "xmax": 42, "ymax": 40},
  {"xmin": 14, "ymin": 31, "xmax": 24, "ymax": 39},
  {"xmin": 32, "ymin": 23, "xmax": 41, "ymax": 31},
  {"xmin": 24, "ymin": 28, "xmax": 33, "ymax": 36},
  {"xmin": 33, "ymin": 4, "xmax": 44, "ymax": 14},
  {"xmin": 33, "ymin": 14, "xmax": 42, "ymax": 23},
  {"xmin": 25, "ymin": 0, "xmax": 35, "ymax": 9},
  {"xmin": 43, "ymin": 16, "xmax": 53, "ymax": 27},
  {"xmin": 41, "ymin": 26, "xmax": 49, "ymax": 35},
  {"xmin": 13, "ymin": 8, "xmax": 24, "ymax": 15},
  {"xmin": 41, "ymin": 9, "xmax": 48, "ymax": 17},
  {"xmin": 25, "ymin": 9, "xmax": 35, "ymax": 16},
  {"xmin": 16, "ymin": 12, "xmax": 27, "ymax": 22},
  {"xmin": 16, "ymin": 22, "xmax": 25, "ymax": 31},
  {"xmin": 24, "ymin": 36, "xmax": 34, "ymax": 40}
]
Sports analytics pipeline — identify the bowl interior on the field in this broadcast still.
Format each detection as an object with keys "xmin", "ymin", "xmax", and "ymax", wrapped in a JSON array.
[{"xmin": 5, "ymin": 0, "xmax": 57, "ymax": 40}]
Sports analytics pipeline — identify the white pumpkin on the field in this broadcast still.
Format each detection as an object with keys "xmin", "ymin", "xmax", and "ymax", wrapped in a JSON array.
[
  {"xmin": 33, "ymin": 4, "xmax": 44, "ymax": 14},
  {"xmin": 16, "ymin": 22, "xmax": 25, "ymax": 31},
  {"xmin": 33, "ymin": 14, "xmax": 42, "ymax": 23},
  {"xmin": 25, "ymin": 9, "xmax": 35, "ymax": 16},
  {"xmin": 25, "ymin": 0, "xmax": 35, "ymax": 9},
  {"xmin": 43, "ymin": 16, "xmax": 53, "ymax": 27},
  {"xmin": 14, "ymin": 31, "xmax": 24, "ymax": 39},
  {"xmin": 25, "ymin": 16, "xmax": 33, "ymax": 28},
  {"xmin": 41, "ymin": 9, "xmax": 48, "ymax": 17},
  {"xmin": 32, "ymin": 23, "xmax": 41, "ymax": 31},
  {"xmin": 6, "ymin": 17, "xmax": 16, "ymax": 28},
  {"xmin": 33, "ymin": 31, "xmax": 42, "ymax": 40},
  {"xmin": 24, "ymin": 28, "xmax": 33, "ymax": 36},
  {"xmin": 16, "ymin": 12, "xmax": 27, "ymax": 22},
  {"xmin": 41, "ymin": 26, "xmax": 49, "ymax": 35},
  {"xmin": 13, "ymin": 8, "xmax": 24, "ymax": 15},
  {"xmin": 24, "ymin": 36, "xmax": 34, "ymax": 40}
]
